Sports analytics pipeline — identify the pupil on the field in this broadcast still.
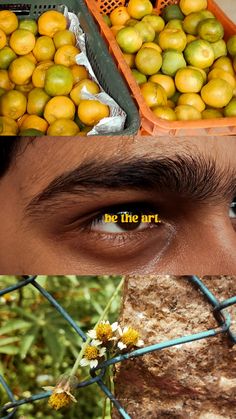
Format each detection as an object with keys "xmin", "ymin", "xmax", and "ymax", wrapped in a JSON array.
[
  {"xmin": 117, "ymin": 211, "xmax": 142, "ymax": 231},
  {"xmin": 231, "ymin": 198, "xmax": 236, "ymax": 215}
]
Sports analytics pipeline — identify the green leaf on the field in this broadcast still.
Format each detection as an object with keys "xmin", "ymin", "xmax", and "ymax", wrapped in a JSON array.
[
  {"xmin": 0, "ymin": 319, "xmax": 31, "ymax": 335},
  {"xmin": 0, "ymin": 337, "xmax": 20, "ymax": 346},
  {"xmin": 19, "ymin": 327, "xmax": 38, "ymax": 359},
  {"xmin": 43, "ymin": 327, "xmax": 64, "ymax": 364},
  {"xmin": 0, "ymin": 345, "xmax": 19, "ymax": 355}
]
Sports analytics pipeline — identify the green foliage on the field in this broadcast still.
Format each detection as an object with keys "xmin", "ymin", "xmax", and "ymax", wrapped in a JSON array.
[{"xmin": 0, "ymin": 276, "xmax": 122, "ymax": 418}]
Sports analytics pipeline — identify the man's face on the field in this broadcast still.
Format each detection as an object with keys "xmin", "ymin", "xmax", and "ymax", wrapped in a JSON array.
[{"xmin": 0, "ymin": 136, "xmax": 235, "ymax": 274}]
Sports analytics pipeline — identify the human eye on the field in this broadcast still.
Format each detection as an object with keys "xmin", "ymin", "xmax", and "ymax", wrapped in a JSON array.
[
  {"xmin": 89, "ymin": 203, "xmax": 161, "ymax": 233},
  {"xmin": 229, "ymin": 197, "xmax": 236, "ymax": 226}
]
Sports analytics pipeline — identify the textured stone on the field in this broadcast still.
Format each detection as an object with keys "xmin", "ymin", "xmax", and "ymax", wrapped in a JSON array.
[{"xmin": 114, "ymin": 276, "xmax": 236, "ymax": 418}]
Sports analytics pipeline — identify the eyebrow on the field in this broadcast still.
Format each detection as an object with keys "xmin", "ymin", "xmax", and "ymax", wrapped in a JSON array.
[{"xmin": 26, "ymin": 153, "xmax": 236, "ymax": 216}]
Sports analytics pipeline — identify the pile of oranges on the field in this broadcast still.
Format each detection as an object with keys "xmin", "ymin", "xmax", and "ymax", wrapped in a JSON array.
[
  {"xmin": 0, "ymin": 9, "xmax": 109, "ymax": 136},
  {"xmin": 105, "ymin": 0, "xmax": 236, "ymax": 121}
]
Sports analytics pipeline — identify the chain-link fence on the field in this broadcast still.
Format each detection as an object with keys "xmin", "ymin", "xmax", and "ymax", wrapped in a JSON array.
[{"xmin": 0, "ymin": 275, "xmax": 235, "ymax": 419}]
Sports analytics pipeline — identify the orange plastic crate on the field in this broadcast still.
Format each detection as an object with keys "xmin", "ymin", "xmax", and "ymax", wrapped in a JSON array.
[{"xmin": 89, "ymin": 0, "xmax": 236, "ymax": 136}]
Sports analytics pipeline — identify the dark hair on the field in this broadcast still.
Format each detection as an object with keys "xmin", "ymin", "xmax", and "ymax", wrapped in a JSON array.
[{"xmin": 0, "ymin": 138, "xmax": 20, "ymax": 177}]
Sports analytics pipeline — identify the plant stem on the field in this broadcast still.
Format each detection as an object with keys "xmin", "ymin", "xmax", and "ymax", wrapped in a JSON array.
[{"xmin": 70, "ymin": 278, "xmax": 124, "ymax": 377}]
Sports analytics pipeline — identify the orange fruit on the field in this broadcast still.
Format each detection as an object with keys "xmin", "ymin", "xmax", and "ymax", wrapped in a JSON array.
[
  {"xmin": 10, "ymin": 29, "xmax": 36, "ymax": 55},
  {"xmin": 186, "ymin": 34, "xmax": 197, "ymax": 44},
  {"xmin": 27, "ymin": 87, "xmax": 50, "ymax": 116},
  {"xmin": 0, "ymin": 90, "xmax": 27, "ymax": 119},
  {"xmin": 212, "ymin": 56, "xmax": 234, "ymax": 75},
  {"xmin": 116, "ymin": 27, "xmax": 142, "ymax": 53},
  {"xmin": 224, "ymin": 98, "xmax": 236, "ymax": 117},
  {"xmin": 44, "ymin": 64, "xmax": 73, "ymax": 96},
  {"xmin": 15, "ymin": 82, "xmax": 34, "ymax": 96},
  {"xmin": 166, "ymin": 19, "xmax": 183, "ymax": 30},
  {"xmin": 24, "ymin": 52, "xmax": 37, "ymax": 64},
  {"xmin": 175, "ymin": 67, "xmax": 204, "ymax": 93},
  {"xmin": 110, "ymin": 25, "xmax": 125, "ymax": 36},
  {"xmin": 44, "ymin": 96, "xmax": 75, "ymax": 124},
  {"xmin": 78, "ymin": 99, "xmax": 110, "ymax": 126},
  {"xmin": 0, "ymin": 69, "xmax": 15, "ymax": 90},
  {"xmin": 0, "ymin": 29, "xmax": 7, "ymax": 49},
  {"xmin": 0, "ymin": 11, "xmax": 18, "ymax": 35},
  {"xmin": 179, "ymin": 0, "xmax": 207, "ymax": 16},
  {"xmin": 8, "ymin": 57, "xmax": 35, "ymax": 85},
  {"xmin": 211, "ymin": 39, "xmax": 227, "ymax": 60},
  {"xmin": 135, "ymin": 48, "xmax": 162, "ymax": 75},
  {"xmin": 32, "ymin": 60, "xmax": 54, "ymax": 88},
  {"xmin": 19, "ymin": 19, "xmax": 38, "ymax": 35},
  {"xmin": 131, "ymin": 69, "xmax": 147, "ymax": 84},
  {"xmin": 158, "ymin": 29, "xmax": 187, "ymax": 52},
  {"xmin": 183, "ymin": 12, "xmax": 204, "ymax": 35},
  {"xmin": 140, "ymin": 81, "xmax": 167, "ymax": 108},
  {"xmin": 202, "ymin": 108, "xmax": 223, "ymax": 119},
  {"xmin": 187, "ymin": 66, "xmax": 207, "ymax": 83},
  {"xmin": 19, "ymin": 114, "xmax": 48, "ymax": 133},
  {"xmin": 197, "ymin": 18, "xmax": 224, "ymax": 43},
  {"xmin": 161, "ymin": 50, "xmax": 186, "ymax": 76},
  {"xmin": 0, "ymin": 116, "xmax": 18, "ymax": 135},
  {"xmin": 201, "ymin": 79, "xmax": 233, "ymax": 108},
  {"xmin": 233, "ymin": 56, "xmax": 236, "ymax": 73},
  {"xmin": 149, "ymin": 74, "xmax": 175, "ymax": 98},
  {"xmin": 134, "ymin": 22, "xmax": 155, "ymax": 42},
  {"xmin": 184, "ymin": 39, "xmax": 214, "ymax": 68},
  {"xmin": 38, "ymin": 10, "xmax": 67, "ymax": 38},
  {"xmin": 127, "ymin": 0, "xmax": 153, "ymax": 20},
  {"xmin": 110, "ymin": 6, "xmax": 130, "ymax": 26},
  {"xmin": 47, "ymin": 119, "xmax": 80, "ymax": 136},
  {"xmin": 142, "ymin": 15, "xmax": 165, "ymax": 33},
  {"xmin": 152, "ymin": 106, "xmax": 177, "ymax": 120},
  {"xmin": 71, "ymin": 64, "xmax": 89, "ymax": 84},
  {"xmin": 0, "ymin": 46, "xmax": 17, "ymax": 69},
  {"xmin": 70, "ymin": 79, "xmax": 100, "ymax": 105},
  {"xmin": 54, "ymin": 45, "xmax": 80, "ymax": 67},
  {"xmin": 53, "ymin": 29, "xmax": 76, "ymax": 48},
  {"xmin": 141, "ymin": 42, "xmax": 162, "ymax": 53},
  {"xmin": 123, "ymin": 52, "xmax": 135, "ymax": 68},
  {"xmin": 175, "ymin": 104, "xmax": 202, "ymax": 120},
  {"xmin": 32, "ymin": 36, "xmax": 56, "ymax": 61},
  {"xmin": 207, "ymin": 69, "xmax": 235, "ymax": 89},
  {"xmin": 177, "ymin": 93, "xmax": 206, "ymax": 112},
  {"xmin": 227, "ymin": 35, "xmax": 236, "ymax": 57}
]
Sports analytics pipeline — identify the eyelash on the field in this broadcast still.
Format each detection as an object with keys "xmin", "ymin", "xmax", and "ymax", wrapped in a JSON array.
[{"xmin": 82, "ymin": 202, "xmax": 161, "ymax": 234}]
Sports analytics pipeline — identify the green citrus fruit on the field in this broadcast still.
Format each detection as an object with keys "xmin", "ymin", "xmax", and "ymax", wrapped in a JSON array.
[
  {"xmin": 132, "ymin": 69, "xmax": 147, "ymax": 84},
  {"xmin": 197, "ymin": 18, "xmax": 224, "ymax": 43},
  {"xmin": 142, "ymin": 15, "xmax": 165, "ymax": 32},
  {"xmin": 44, "ymin": 64, "xmax": 73, "ymax": 96},
  {"xmin": 227, "ymin": 35, "xmax": 236, "ymax": 56},
  {"xmin": 116, "ymin": 27, "xmax": 143, "ymax": 53},
  {"xmin": 152, "ymin": 105, "xmax": 177, "ymax": 120},
  {"xmin": 158, "ymin": 28, "xmax": 187, "ymax": 51},
  {"xmin": 224, "ymin": 98, "xmax": 236, "ymax": 117},
  {"xmin": 201, "ymin": 79, "xmax": 233, "ymax": 108},
  {"xmin": 135, "ymin": 47, "xmax": 162, "ymax": 75},
  {"xmin": 175, "ymin": 104, "xmax": 202, "ymax": 120},
  {"xmin": 19, "ymin": 19, "xmax": 38, "ymax": 35},
  {"xmin": 134, "ymin": 21, "xmax": 155, "ymax": 42},
  {"xmin": 0, "ymin": 46, "xmax": 17, "ymax": 70},
  {"xmin": 161, "ymin": 50, "xmax": 186, "ymax": 77},
  {"xmin": 161, "ymin": 4, "xmax": 184, "ymax": 22},
  {"xmin": 184, "ymin": 39, "xmax": 214, "ymax": 68}
]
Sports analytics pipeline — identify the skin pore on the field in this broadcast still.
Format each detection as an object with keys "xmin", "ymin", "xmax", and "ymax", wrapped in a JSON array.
[{"xmin": 0, "ymin": 135, "xmax": 235, "ymax": 274}]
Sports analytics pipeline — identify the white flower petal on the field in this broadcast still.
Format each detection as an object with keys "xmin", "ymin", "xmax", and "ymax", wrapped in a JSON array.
[
  {"xmin": 111, "ymin": 322, "xmax": 119, "ymax": 331},
  {"xmin": 42, "ymin": 386, "xmax": 54, "ymax": 391},
  {"xmin": 90, "ymin": 359, "xmax": 98, "ymax": 368},
  {"xmin": 91, "ymin": 339, "xmax": 102, "ymax": 346},
  {"xmin": 136, "ymin": 339, "xmax": 144, "ymax": 347},
  {"xmin": 66, "ymin": 392, "xmax": 77, "ymax": 403},
  {"xmin": 99, "ymin": 347, "xmax": 106, "ymax": 356},
  {"xmin": 123, "ymin": 326, "xmax": 129, "ymax": 333},
  {"xmin": 117, "ymin": 326, "xmax": 123, "ymax": 336},
  {"xmin": 87, "ymin": 330, "xmax": 97, "ymax": 339},
  {"xmin": 80, "ymin": 358, "xmax": 90, "ymax": 366},
  {"xmin": 118, "ymin": 341, "xmax": 127, "ymax": 350}
]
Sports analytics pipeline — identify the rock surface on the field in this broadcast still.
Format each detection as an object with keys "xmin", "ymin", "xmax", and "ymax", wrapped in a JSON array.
[{"xmin": 114, "ymin": 276, "xmax": 236, "ymax": 418}]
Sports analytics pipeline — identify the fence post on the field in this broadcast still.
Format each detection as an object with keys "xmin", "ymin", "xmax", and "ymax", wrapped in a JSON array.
[{"xmin": 114, "ymin": 276, "xmax": 236, "ymax": 418}]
